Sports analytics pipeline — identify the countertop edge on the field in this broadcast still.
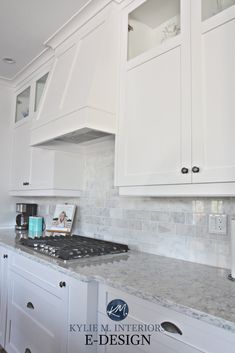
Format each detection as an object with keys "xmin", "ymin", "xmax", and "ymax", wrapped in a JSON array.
[{"xmin": 1, "ymin": 239, "xmax": 235, "ymax": 334}]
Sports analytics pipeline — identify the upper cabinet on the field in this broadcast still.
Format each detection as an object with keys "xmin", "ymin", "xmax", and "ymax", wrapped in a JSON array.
[
  {"xmin": 116, "ymin": 0, "xmax": 191, "ymax": 187},
  {"xmin": 14, "ymin": 69, "xmax": 49, "ymax": 127},
  {"xmin": 191, "ymin": 1, "xmax": 235, "ymax": 185},
  {"xmin": 127, "ymin": 0, "xmax": 181, "ymax": 60},
  {"xmin": 15, "ymin": 86, "xmax": 31, "ymax": 123},
  {"xmin": 10, "ymin": 65, "xmax": 84, "ymax": 197},
  {"xmin": 31, "ymin": 4, "xmax": 120, "ymax": 147},
  {"xmin": 116, "ymin": 0, "xmax": 235, "ymax": 196},
  {"xmin": 202, "ymin": 0, "xmax": 235, "ymax": 20},
  {"xmin": 34, "ymin": 72, "xmax": 49, "ymax": 112}
]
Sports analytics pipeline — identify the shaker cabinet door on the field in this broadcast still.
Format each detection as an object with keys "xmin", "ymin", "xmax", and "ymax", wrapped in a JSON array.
[
  {"xmin": 10, "ymin": 122, "xmax": 31, "ymax": 190},
  {"xmin": 116, "ymin": 0, "xmax": 191, "ymax": 188},
  {"xmin": 117, "ymin": 49, "xmax": 186, "ymax": 186},
  {"xmin": 191, "ymin": 3, "xmax": 235, "ymax": 183}
]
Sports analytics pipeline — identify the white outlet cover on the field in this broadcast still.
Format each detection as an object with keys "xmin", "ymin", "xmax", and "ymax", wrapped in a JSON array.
[{"xmin": 209, "ymin": 214, "xmax": 227, "ymax": 234}]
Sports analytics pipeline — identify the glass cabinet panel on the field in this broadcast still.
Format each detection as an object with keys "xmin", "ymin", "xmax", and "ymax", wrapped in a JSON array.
[
  {"xmin": 128, "ymin": 0, "xmax": 181, "ymax": 60},
  {"xmin": 202, "ymin": 0, "xmax": 235, "ymax": 21},
  {"xmin": 34, "ymin": 72, "xmax": 49, "ymax": 111},
  {"xmin": 15, "ymin": 86, "xmax": 30, "ymax": 123}
]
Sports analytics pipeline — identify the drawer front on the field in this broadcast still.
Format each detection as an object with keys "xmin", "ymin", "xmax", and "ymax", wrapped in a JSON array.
[
  {"xmin": 7, "ymin": 303, "xmax": 61, "ymax": 353},
  {"xmin": 10, "ymin": 252, "xmax": 66, "ymax": 294},
  {"xmin": 98, "ymin": 285, "xmax": 235, "ymax": 353},
  {"xmin": 10, "ymin": 271, "xmax": 65, "ymax": 329},
  {"xmin": 98, "ymin": 313, "xmax": 203, "ymax": 353}
]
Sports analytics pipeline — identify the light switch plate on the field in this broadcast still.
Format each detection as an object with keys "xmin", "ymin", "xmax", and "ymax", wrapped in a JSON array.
[{"xmin": 209, "ymin": 214, "xmax": 227, "ymax": 234}]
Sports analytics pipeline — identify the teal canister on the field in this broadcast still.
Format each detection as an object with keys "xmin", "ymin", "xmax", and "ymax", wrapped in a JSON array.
[{"xmin": 28, "ymin": 216, "xmax": 43, "ymax": 238}]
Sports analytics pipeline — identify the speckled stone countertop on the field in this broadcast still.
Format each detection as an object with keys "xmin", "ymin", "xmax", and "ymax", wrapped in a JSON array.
[{"xmin": 1, "ymin": 229, "xmax": 235, "ymax": 333}]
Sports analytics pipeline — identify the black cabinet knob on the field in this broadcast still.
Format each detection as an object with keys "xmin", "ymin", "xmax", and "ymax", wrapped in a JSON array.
[
  {"xmin": 59, "ymin": 281, "xmax": 66, "ymax": 288},
  {"xmin": 25, "ymin": 349, "xmax": 31, "ymax": 353},
  {"xmin": 181, "ymin": 167, "xmax": 189, "ymax": 174},
  {"xmin": 161, "ymin": 321, "xmax": 182, "ymax": 335},
  {"xmin": 23, "ymin": 182, "xmax": 30, "ymax": 186},
  {"xmin": 3, "ymin": 254, "xmax": 8, "ymax": 259},
  {"xmin": 27, "ymin": 302, "xmax": 34, "ymax": 310},
  {"xmin": 192, "ymin": 166, "xmax": 200, "ymax": 173}
]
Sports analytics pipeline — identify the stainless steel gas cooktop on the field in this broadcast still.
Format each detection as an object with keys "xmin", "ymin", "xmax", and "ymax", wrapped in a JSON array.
[{"xmin": 19, "ymin": 235, "xmax": 129, "ymax": 260}]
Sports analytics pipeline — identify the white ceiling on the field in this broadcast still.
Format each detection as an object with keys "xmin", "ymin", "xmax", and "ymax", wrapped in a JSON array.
[{"xmin": 0, "ymin": 0, "xmax": 90, "ymax": 79}]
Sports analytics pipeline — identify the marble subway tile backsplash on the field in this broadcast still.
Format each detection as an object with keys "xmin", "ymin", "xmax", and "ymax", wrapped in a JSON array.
[{"xmin": 28, "ymin": 137, "xmax": 234, "ymax": 269}]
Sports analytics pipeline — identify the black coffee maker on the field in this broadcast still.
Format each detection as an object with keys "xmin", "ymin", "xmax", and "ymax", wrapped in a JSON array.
[{"xmin": 15, "ymin": 203, "xmax": 38, "ymax": 231}]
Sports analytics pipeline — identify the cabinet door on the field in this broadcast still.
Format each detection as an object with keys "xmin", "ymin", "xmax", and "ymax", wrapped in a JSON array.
[
  {"xmin": 191, "ymin": 2, "xmax": 235, "ymax": 183},
  {"xmin": 116, "ymin": 0, "xmax": 191, "ymax": 186},
  {"xmin": 11, "ymin": 122, "xmax": 31, "ymax": 190},
  {"xmin": 6, "ymin": 269, "xmax": 68, "ymax": 353},
  {"xmin": 0, "ymin": 248, "xmax": 9, "ymax": 349},
  {"xmin": 29, "ymin": 148, "xmax": 54, "ymax": 190}
]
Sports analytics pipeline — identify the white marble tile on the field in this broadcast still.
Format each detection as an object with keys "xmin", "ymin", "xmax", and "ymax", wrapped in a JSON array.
[{"xmin": 24, "ymin": 138, "xmax": 233, "ymax": 269}]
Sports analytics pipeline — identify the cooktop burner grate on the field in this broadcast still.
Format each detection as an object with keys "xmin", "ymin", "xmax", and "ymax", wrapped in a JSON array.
[{"xmin": 19, "ymin": 235, "xmax": 129, "ymax": 260}]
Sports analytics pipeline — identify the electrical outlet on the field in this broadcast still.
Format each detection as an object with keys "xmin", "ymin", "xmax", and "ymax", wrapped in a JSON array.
[{"xmin": 209, "ymin": 214, "xmax": 227, "ymax": 234}]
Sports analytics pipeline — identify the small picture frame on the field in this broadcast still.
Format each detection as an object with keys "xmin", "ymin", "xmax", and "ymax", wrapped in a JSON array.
[{"xmin": 46, "ymin": 204, "xmax": 76, "ymax": 235}]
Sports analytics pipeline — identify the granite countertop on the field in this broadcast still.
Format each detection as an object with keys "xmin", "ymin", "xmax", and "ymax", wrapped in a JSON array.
[{"xmin": 1, "ymin": 230, "xmax": 235, "ymax": 333}]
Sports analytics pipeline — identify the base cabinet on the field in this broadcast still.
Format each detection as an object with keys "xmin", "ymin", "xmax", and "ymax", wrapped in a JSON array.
[
  {"xmin": 5, "ymin": 255, "xmax": 68, "ymax": 353},
  {"xmin": 0, "ymin": 248, "xmax": 10, "ymax": 349},
  {"xmin": 98, "ymin": 285, "xmax": 235, "ymax": 353},
  {"xmin": 0, "ymin": 248, "xmax": 98, "ymax": 353}
]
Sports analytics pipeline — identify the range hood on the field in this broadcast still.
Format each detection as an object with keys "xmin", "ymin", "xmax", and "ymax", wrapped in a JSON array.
[{"xmin": 31, "ymin": 4, "xmax": 119, "ymax": 147}]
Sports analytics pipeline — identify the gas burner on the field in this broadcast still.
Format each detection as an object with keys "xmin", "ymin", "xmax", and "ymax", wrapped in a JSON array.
[{"xmin": 19, "ymin": 235, "xmax": 129, "ymax": 260}]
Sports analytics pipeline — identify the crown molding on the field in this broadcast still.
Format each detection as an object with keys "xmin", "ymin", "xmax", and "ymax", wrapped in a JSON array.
[
  {"xmin": 44, "ymin": 0, "xmax": 114, "ymax": 49},
  {"xmin": 12, "ymin": 48, "xmax": 54, "ymax": 88},
  {"xmin": 0, "ymin": 0, "xmax": 123, "ymax": 86}
]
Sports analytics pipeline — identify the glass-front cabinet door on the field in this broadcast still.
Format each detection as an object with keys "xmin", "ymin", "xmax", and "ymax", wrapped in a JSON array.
[
  {"xmin": 15, "ymin": 86, "xmax": 31, "ymax": 123},
  {"xmin": 202, "ymin": 0, "xmax": 235, "ymax": 20},
  {"xmin": 127, "ymin": 0, "xmax": 181, "ymax": 60},
  {"xmin": 34, "ymin": 72, "xmax": 49, "ymax": 111}
]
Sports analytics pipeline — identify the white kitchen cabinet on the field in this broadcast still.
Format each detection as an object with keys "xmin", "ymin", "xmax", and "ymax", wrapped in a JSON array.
[
  {"xmin": 31, "ymin": 3, "xmax": 120, "ymax": 146},
  {"xmin": 6, "ymin": 254, "xmax": 68, "ymax": 353},
  {"xmin": 0, "ymin": 248, "xmax": 10, "ymax": 349},
  {"xmin": 98, "ymin": 285, "xmax": 235, "ymax": 353},
  {"xmin": 116, "ymin": 0, "xmax": 191, "ymax": 187},
  {"xmin": 4, "ymin": 250, "xmax": 98, "ymax": 353},
  {"xmin": 191, "ymin": 2, "xmax": 235, "ymax": 184},
  {"xmin": 10, "ymin": 120, "xmax": 84, "ymax": 196},
  {"xmin": 10, "ymin": 121, "xmax": 31, "ymax": 191},
  {"xmin": 15, "ymin": 86, "xmax": 31, "ymax": 123},
  {"xmin": 10, "ymin": 65, "xmax": 84, "ymax": 197},
  {"xmin": 116, "ymin": 0, "xmax": 235, "ymax": 196}
]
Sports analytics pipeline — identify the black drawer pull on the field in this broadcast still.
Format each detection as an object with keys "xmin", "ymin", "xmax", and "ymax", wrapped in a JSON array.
[
  {"xmin": 192, "ymin": 166, "xmax": 200, "ymax": 173},
  {"xmin": 161, "ymin": 321, "xmax": 182, "ymax": 335},
  {"xmin": 59, "ymin": 281, "xmax": 66, "ymax": 288},
  {"xmin": 181, "ymin": 167, "xmax": 189, "ymax": 174},
  {"xmin": 25, "ymin": 349, "xmax": 31, "ymax": 353},
  {"xmin": 27, "ymin": 302, "xmax": 34, "ymax": 310},
  {"xmin": 3, "ymin": 254, "xmax": 8, "ymax": 259},
  {"xmin": 23, "ymin": 182, "xmax": 30, "ymax": 186}
]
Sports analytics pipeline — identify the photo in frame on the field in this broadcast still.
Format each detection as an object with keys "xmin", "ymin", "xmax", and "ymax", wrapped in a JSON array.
[{"xmin": 46, "ymin": 204, "xmax": 76, "ymax": 235}]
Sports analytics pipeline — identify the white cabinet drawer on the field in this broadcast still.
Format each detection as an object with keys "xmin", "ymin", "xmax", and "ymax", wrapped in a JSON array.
[
  {"xmin": 6, "ymin": 255, "xmax": 68, "ymax": 353},
  {"xmin": 98, "ymin": 285, "xmax": 235, "ymax": 353},
  {"xmin": 10, "ymin": 271, "xmax": 65, "ymax": 330},
  {"xmin": 98, "ymin": 312, "xmax": 204, "ymax": 353},
  {"xmin": 10, "ymin": 252, "xmax": 66, "ymax": 294},
  {"xmin": 7, "ymin": 305, "xmax": 60, "ymax": 353}
]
